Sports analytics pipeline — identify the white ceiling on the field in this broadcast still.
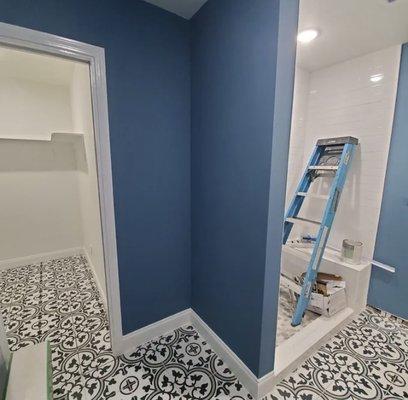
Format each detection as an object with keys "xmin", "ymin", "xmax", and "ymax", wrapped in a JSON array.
[
  {"xmin": 142, "ymin": 0, "xmax": 208, "ymax": 19},
  {"xmin": 143, "ymin": 0, "xmax": 408, "ymax": 69},
  {"xmin": 3, "ymin": 0, "xmax": 406, "ymax": 80},
  {"xmin": 297, "ymin": 0, "xmax": 408, "ymax": 71},
  {"xmin": 0, "ymin": 46, "xmax": 77, "ymax": 86}
]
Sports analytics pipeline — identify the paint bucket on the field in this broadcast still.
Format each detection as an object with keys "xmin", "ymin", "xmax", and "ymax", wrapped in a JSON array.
[{"xmin": 341, "ymin": 239, "xmax": 363, "ymax": 264}]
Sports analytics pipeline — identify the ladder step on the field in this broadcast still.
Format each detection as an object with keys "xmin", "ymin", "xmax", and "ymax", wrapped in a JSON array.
[
  {"xmin": 286, "ymin": 217, "xmax": 321, "ymax": 226},
  {"xmin": 297, "ymin": 192, "xmax": 330, "ymax": 200},
  {"xmin": 308, "ymin": 165, "xmax": 338, "ymax": 171}
]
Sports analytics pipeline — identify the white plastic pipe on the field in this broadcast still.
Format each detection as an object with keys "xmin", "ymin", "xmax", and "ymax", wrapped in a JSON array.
[{"xmin": 371, "ymin": 260, "xmax": 396, "ymax": 273}]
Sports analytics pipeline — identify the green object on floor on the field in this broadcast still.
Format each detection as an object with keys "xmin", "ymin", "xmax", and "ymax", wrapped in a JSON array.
[
  {"xmin": 2, "ymin": 353, "xmax": 13, "ymax": 400},
  {"xmin": 47, "ymin": 342, "xmax": 53, "ymax": 400}
]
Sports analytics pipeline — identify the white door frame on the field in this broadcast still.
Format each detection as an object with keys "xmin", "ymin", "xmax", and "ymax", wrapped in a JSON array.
[{"xmin": 0, "ymin": 22, "xmax": 123, "ymax": 353}]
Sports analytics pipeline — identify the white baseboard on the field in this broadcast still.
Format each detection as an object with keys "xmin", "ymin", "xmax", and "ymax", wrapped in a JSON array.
[
  {"xmin": 191, "ymin": 310, "xmax": 269, "ymax": 399},
  {"xmin": 119, "ymin": 309, "xmax": 191, "ymax": 355},
  {"xmin": 0, "ymin": 247, "xmax": 83, "ymax": 271},
  {"xmin": 82, "ymin": 248, "xmax": 107, "ymax": 306},
  {"xmin": 119, "ymin": 308, "xmax": 277, "ymax": 399}
]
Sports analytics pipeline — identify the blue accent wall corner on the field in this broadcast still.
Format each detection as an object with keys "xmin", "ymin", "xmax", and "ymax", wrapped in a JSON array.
[
  {"xmin": 0, "ymin": 0, "xmax": 300, "ymax": 380},
  {"xmin": 190, "ymin": 0, "xmax": 298, "ymax": 378},
  {"xmin": 0, "ymin": 0, "xmax": 192, "ymax": 334}
]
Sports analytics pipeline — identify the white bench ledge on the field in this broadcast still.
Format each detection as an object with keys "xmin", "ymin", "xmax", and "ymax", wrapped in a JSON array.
[{"xmin": 6, "ymin": 342, "xmax": 50, "ymax": 400}]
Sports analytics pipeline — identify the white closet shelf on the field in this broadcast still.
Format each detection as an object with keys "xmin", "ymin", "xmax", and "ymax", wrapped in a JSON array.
[{"xmin": 0, "ymin": 132, "xmax": 84, "ymax": 142}]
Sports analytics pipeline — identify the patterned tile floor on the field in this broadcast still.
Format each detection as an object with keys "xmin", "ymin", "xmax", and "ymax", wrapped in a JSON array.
[
  {"xmin": 0, "ymin": 255, "xmax": 252, "ymax": 400},
  {"xmin": 1, "ymin": 256, "xmax": 407, "ymax": 399},
  {"xmin": 269, "ymin": 307, "xmax": 408, "ymax": 400}
]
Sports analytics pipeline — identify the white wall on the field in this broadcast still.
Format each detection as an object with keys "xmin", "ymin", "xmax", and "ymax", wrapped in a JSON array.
[
  {"xmin": 286, "ymin": 46, "xmax": 401, "ymax": 260},
  {"xmin": 0, "ymin": 78, "xmax": 73, "ymax": 140},
  {"xmin": 286, "ymin": 67, "xmax": 310, "ymax": 205},
  {"xmin": 0, "ymin": 48, "xmax": 106, "ymax": 300},
  {"xmin": 0, "ymin": 63, "xmax": 83, "ymax": 259},
  {"xmin": 70, "ymin": 63, "xmax": 106, "ymax": 299},
  {"xmin": 0, "ymin": 141, "xmax": 83, "ymax": 258}
]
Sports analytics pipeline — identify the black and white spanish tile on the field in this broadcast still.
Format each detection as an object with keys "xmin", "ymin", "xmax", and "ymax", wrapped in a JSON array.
[
  {"xmin": 0, "ymin": 255, "xmax": 252, "ymax": 400},
  {"xmin": 1, "ymin": 257, "xmax": 407, "ymax": 399},
  {"xmin": 268, "ymin": 306, "xmax": 408, "ymax": 400},
  {"xmin": 78, "ymin": 327, "xmax": 252, "ymax": 400}
]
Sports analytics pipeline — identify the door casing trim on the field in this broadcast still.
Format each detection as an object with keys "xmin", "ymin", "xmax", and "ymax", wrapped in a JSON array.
[{"xmin": 0, "ymin": 21, "xmax": 123, "ymax": 354}]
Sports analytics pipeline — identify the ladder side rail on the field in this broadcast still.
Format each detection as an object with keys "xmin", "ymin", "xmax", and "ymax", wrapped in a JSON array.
[
  {"xmin": 291, "ymin": 143, "xmax": 356, "ymax": 326},
  {"xmin": 283, "ymin": 145, "xmax": 324, "ymax": 243}
]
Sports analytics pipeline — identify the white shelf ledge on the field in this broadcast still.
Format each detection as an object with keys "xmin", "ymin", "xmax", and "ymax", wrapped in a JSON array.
[{"xmin": 0, "ymin": 132, "xmax": 84, "ymax": 142}]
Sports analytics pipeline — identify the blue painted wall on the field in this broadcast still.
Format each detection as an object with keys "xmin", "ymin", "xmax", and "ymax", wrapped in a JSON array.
[
  {"xmin": 0, "ymin": 0, "xmax": 191, "ymax": 333},
  {"xmin": 260, "ymin": 0, "xmax": 299, "ymax": 377},
  {"xmin": 191, "ymin": 0, "xmax": 287, "ymax": 378},
  {"xmin": 0, "ymin": 0, "xmax": 299, "ymax": 379},
  {"xmin": 368, "ymin": 44, "xmax": 408, "ymax": 319}
]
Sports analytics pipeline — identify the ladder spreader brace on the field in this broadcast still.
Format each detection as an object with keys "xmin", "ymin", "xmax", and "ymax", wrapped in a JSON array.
[{"xmin": 283, "ymin": 136, "xmax": 358, "ymax": 326}]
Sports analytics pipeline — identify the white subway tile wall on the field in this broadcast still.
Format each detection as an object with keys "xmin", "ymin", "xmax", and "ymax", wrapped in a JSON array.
[
  {"xmin": 286, "ymin": 46, "xmax": 401, "ymax": 259},
  {"xmin": 286, "ymin": 67, "xmax": 310, "ymax": 204}
]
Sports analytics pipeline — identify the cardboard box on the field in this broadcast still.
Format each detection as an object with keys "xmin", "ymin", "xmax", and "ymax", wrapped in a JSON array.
[
  {"xmin": 308, "ymin": 286, "xmax": 347, "ymax": 316},
  {"xmin": 281, "ymin": 273, "xmax": 347, "ymax": 317}
]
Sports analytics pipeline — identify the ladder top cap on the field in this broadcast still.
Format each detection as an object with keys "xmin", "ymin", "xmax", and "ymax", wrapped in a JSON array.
[{"xmin": 317, "ymin": 136, "xmax": 359, "ymax": 146}]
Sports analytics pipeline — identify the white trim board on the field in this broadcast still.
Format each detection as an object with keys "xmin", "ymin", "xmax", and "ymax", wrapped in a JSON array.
[
  {"xmin": 190, "ymin": 310, "xmax": 263, "ymax": 398},
  {"xmin": 120, "ymin": 309, "xmax": 191, "ymax": 355},
  {"xmin": 189, "ymin": 310, "xmax": 286, "ymax": 399},
  {"xmin": 83, "ymin": 249, "xmax": 108, "ymax": 307},
  {"xmin": 0, "ymin": 247, "xmax": 83, "ymax": 272},
  {"xmin": 0, "ymin": 22, "xmax": 123, "ymax": 355}
]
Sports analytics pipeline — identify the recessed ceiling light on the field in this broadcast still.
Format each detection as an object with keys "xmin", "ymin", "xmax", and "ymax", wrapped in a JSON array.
[
  {"xmin": 370, "ymin": 74, "xmax": 384, "ymax": 83},
  {"xmin": 297, "ymin": 29, "xmax": 319, "ymax": 44}
]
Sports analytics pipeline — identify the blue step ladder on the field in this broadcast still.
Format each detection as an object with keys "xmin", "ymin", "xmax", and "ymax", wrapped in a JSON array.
[{"xmin": 283, "ymin": 136, "xmax": 358, "ymax": 326}]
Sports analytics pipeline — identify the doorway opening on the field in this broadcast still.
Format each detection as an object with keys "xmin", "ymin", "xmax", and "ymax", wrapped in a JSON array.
[
  {"xmin": 274, "ymin": 0, "xmax": 407, "ymax": 380},
  {"xmin": 0, "ymin": 30, "xmax": 120, "ymax": 398}
]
